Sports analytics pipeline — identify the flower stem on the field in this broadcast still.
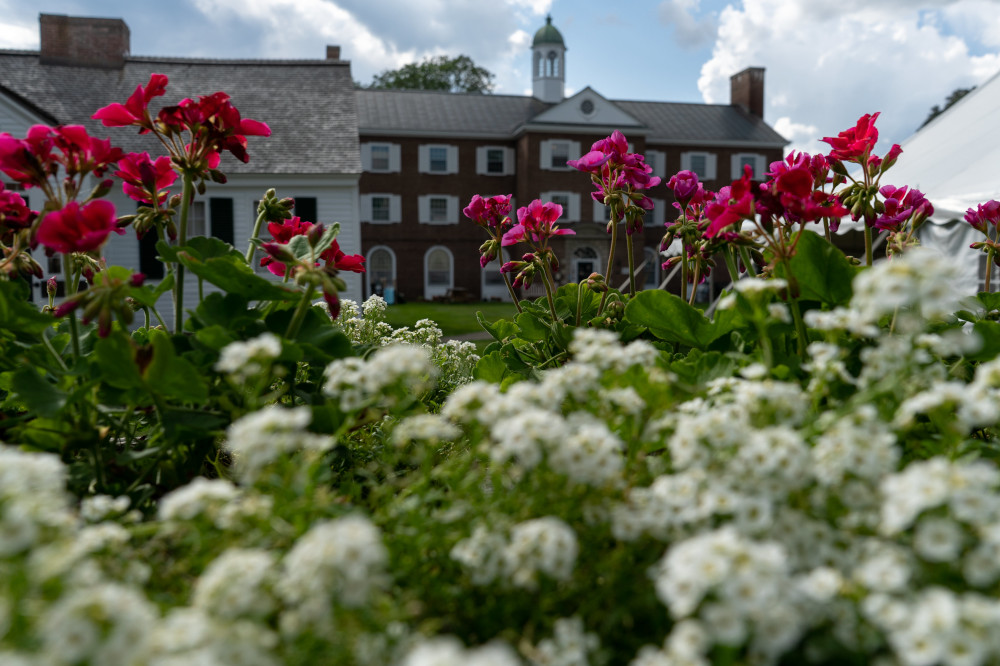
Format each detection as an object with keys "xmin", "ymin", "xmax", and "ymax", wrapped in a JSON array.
[
  {"xmin": 987, "ymin": 251, "xmax": 994, "ymax": 293},
  {"xmin": 680, "ymin": 257, "xmax": 689, "ymax": 303},
  {"xmin": 541, "ymin": 260, "xmax": 559, "ymax": 322},
  {"xmin": 245, "ymin": 206, "xmax": 268, "ymax": 265},
  {"xmin": 626, "ymin": 232, "xmax": 636, "ymax": 297},
  {"xmin": 285, "ymin": 285, "xmax": 316, "ymax": 340},
  {"xmin": 738, "ymin": 246, "xmax": 758, "ymax": 278},
  {"xmin": 598, "ymin": 219, "xmax": 619, "ymax": 317},
  {"xmin": 63, "ymin": 257, "xmax": 80, "ymax": 363},
  {"xmin": 689, "ymin": 262, "xmax": 701, "ymax": 306},
  {"xmin": 864, "ymin": 224, "xmax": 873, "ymax": 267},
  {"xmin": 723, "ymin": 247, "xmax": 741, "ymax": 285},
  {"xmin": 502, "ymin": 272, "xmax": 523, "ymax": 313},
  {"xmin": 173, "ymin": 171, "xmax": 195, "ymax": 333},
  {"xmin": 575, "ymin": 279, "xmax": 584, "ymax": 326}
]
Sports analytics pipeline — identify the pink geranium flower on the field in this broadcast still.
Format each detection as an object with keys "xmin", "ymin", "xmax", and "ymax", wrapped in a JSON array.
[
  {"xmin": 93, "ymin": 73, "xmax": 169, "ymax": 133},
  {"xmin": 501, "ymin": 199, "xmax": 575, "ymax": 247},
  {"xmin": 36, "ymin": 200, "xmax": 122, "ymax": 254},
  {"xmin": 965, "ymin": 200, "xmax": 1000, "ymax": 233}
]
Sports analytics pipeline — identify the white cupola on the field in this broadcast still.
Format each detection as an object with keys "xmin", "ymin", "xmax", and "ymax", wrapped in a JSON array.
[{"xmin": 531, "ymin": 15, "xmax": 565, "ymax": 103}]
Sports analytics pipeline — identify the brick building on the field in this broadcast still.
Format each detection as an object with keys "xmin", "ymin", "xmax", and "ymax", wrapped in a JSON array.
[{"xmin": 357, "ymin": 16, "xmax": 788, "ymax": 302}]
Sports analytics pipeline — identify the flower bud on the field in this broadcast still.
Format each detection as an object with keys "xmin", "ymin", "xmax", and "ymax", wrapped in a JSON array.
[
  {"xmin": 260, "ymin": 242, "xmax": 296, "ymax": 264},
  {"xmin": 47, "ymin": 276, "xmax": 58, "ymax": 295},
  {"xmin": 307, "ymin": 223, "xmax": 325, "ymax": 247},
  {"xmin": 130, "ymin": 273, "xmax": 146, "ymax": 287}
]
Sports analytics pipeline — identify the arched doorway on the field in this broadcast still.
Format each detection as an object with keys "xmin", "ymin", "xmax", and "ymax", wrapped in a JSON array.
[
  {"xmin": 424, "ymin": 245, "xmax": 454, "ymax": 300},
  {"xmin": 366, "ymin": 245, "xmax": 396, "ymax": 301}
]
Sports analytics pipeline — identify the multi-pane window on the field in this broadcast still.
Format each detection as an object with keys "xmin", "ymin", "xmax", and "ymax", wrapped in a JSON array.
[
  {"xmin": 429, "ymin": 147, "xmax": 448, "ymax": 173},
  {"xmin": 550, "ymin": 141, "xmax": 570, "ymax": 169},
  {"xmin": 371, "ymin": 145, "xmax": 390, "ymax": 171},
  {"xmin": 690, "ymin": 154, "xmax": 707, "ymax": 178},
  {"xmin": 187, "ymin": 201, "xmax": 207, "ymax": 237},
  {"xmin": 371, "ymin": 196, "xmax": 390, "ymax": 222},
  {"xmin": 429, "ymin": 197, "xmax": 448, "ymax": 223},
  {"xmin": 427, "ymin": 248, "xmax": 451, "ymax": 285},
  {"xmin": 487, "ymin": 149, "xmax": 505, "ymax": 174},
  {"xmin": 550, "ymin": 193, "xmax": 570, "ymax": 211},
  {"xmin": 740, "ymin": 155, "xmax": 757, "ymax": 175}
]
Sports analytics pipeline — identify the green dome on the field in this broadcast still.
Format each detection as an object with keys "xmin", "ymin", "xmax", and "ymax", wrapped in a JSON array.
[{"xmin": 532, "ymin": 15, "xmax": 565, "ymax": 47}]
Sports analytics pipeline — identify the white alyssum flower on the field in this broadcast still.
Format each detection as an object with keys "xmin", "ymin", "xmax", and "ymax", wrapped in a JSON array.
[
  {"xmin": 225, "ymin": 405, "xmax": 332, "ymax": 483},
  {"xmin": 569, "ymin": 329, "xmax": 658, "ymax": 372},
  {"xmin": 502, "ymin": 516, "xmax": 578, "ymax": 589},
  {"xmin": 145, "ymin": 607, "xmax": 280, "ymax": 666},
  {"xmin": 214, "ymin": 332, "xmax": 282, "ymax": 382},
  {"xmin": 546, "ymin": 418, "xmax": 625, "ymax": 487},
  {"xmin": 40, "ymin": 583, "xmax": 157, "ymax": 666},
  {"xmin": 392, "ymin": 413, "xmax": 461, "ymax": 448},
  {"xmin": 79, "ymin": 494, "xmax": 130, "ymax": 523},
  {"xmin": 913, "ymin": 516, "xmax": 964, "ymax": 563},
  {"xmin": 894, "ymin": 380, "xmax": 999, "ymax": 431},
  {"xmin": 29, "ymin": 521, "xmax": 131, "ymax": 583},
  {"xmin": 812, "ymin": 405, "xmax": 898, "ymax": 487},
  {"xmin": 490, "ymin": 408, "xmax": 569, "ymax": 469},
  {"xmin": 279, "ymin": 514, "xmax": 388, "ymax": 612},
  {"xmin": 323, "ymin": 344, "xmax": 437, "ymax": 411},
  {"xmin": 451, "ymin": 525, "xmax": 507, "ymax": 585},
  {"xmin": 192, "ymin": 548, "xmax": 276, "ymax": 619},
  {"xmin": 400, "ymin": 636, "xmax": 521, "ymax": 666},
  {"xmin": 529, "ymin": 616, "xmax": 600, "ymax": 666},
  {"xmin": 0, "ymin": 445, "xmax": 73, "ymax": 556},
  {"xmin": 157, "ymin": 477, "xmax": 241, "ymax": 522}
]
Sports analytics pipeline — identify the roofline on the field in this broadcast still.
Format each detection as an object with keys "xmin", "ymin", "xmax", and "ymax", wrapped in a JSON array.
[
  {"xmin": 359, "ymin": 128, "xmax": 517, "ymax": 140},
  {"xmin": 514, "ymin": 121, "xmax": 649, "ymax": 136},
  {"xmin": 0, "ymin": 83, "xmax": 59, "ymax": 125},
  {"xmin": 0, "ymin": 49, "xmax": 350, "ymax": 67},
  {"xmin": 646, "ymin": 137, "xmax": 790, "ymax": 149}
]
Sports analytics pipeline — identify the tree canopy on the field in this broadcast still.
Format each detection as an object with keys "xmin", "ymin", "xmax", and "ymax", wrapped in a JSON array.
[
  {"xmin": 920, "ymin": 87, "xmax": 975, "ymax": 128},
  {"xmin": 364, "ymin": 55, "xmax": 495, "ymax": 94}
]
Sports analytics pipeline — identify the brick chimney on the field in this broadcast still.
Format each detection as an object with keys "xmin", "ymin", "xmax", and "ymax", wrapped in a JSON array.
[
  {"xmin": 730, "ymin": 67, "xmax": 765, "ymax": 118},
  {"xmin": 326, "ymin": 45, "xmax": 341, "ymax": 60},
  {"xmin": 39, "ymin": 14, "xmax": 130, "ymax": 69}
]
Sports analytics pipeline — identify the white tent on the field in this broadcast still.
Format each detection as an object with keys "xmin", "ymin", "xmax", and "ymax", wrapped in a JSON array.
[{"xmin": 885, "ymin": 68, "xmax": 1000, "ymax": 295}]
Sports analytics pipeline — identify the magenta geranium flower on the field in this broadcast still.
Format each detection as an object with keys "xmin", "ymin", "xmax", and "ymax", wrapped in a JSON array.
[
  {"xmin": 463, "ymin": 194, "xmax": 512, "ymax": 229},
  {"xmin": 36, "ymin": 200, "xmax": 122, "ymax": 254},
  {"xmin": 259, "ymin": 216, "xmax": 364, "ymax": 277},
  {"xmin": 0, "ymin": 182, "xmax": 34, "ymax": 230},
  {"xmin": 821, "ymin": 112, "xmax": 880, "ymax": 162},
  {"xmin": 704, "ymin": 166, "xmax": 755, "ymax": 238},
  {"xmin": 114, "ymin": 152, "xmax": 178, "ymax": 205},
  {"xmin": 93, "ymin": 73, "xmax": 169, "ymax": 133},
  {"xmin": 501, "ymin": 199, "xmax": 575, "ymax": 247},
  {"xmin": 965, "ymin": 200, "xmax": 1000, "ymax": 233}
]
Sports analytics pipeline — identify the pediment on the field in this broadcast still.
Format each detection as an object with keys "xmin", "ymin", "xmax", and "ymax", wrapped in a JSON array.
[{"xmin": 529, "ymin": 87, "xmax": 644, "ymax": 128}]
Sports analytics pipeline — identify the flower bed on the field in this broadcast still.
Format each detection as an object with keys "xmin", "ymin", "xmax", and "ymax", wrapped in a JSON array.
[{"xmin": 3, "ymin": 82, "xmax": 1000, "ymax": 664}]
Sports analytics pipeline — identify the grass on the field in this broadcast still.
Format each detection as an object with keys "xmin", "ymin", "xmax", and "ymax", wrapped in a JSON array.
[{"xmin": 383, "ymin": 301, "xmax": 515, "ymax": 337}]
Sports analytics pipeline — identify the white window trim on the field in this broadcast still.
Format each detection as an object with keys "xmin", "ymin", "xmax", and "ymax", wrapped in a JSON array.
[
  {"xmin": 360, "ymin": 142, "xmax": 401, "ymax": 173},
  {"xmin": 361, "ymin": 193, "xmax": 401, "ymax": 224},
  {"xmin": 417, "ymin": 194, "xmax": 460, "ymax": 225},
  {"xmin": 366, "ymin": 245, "xmax": 397, "ymax": 296},
  {"xmin": 645, "ymin": 150, "xmax": 666, "ymax": 179},
  {"xmin": 644, "ymin": 198, "xmax": 665, "ymax": 227},
  {"xmin": 418, "ymin": 144, "xmax": 459, "ymax": 174},
  {"xmin": 476, "ymin": 145, "xmax": 515, "ymax": 176},
  {"xmin": 593, "ymin": 199, "xmax": 611, "ymax": 224},
  {"xmin": 539, "ymin": 139, "xmax": 581, "ymax": 171},
  {"xmin": 680, "ymin": 151, "xmax": 717, "ymax": 180},
  {"xmin": 424, "ymin": 244, "xmax": 455, "ymax": 300},
  {"xmin": 731, "ymin": 152, "xmax": 768, "ymax": 180},
  {"xmin": 540, "ymin": 190, "xmax": 581, "ymax": 223}
]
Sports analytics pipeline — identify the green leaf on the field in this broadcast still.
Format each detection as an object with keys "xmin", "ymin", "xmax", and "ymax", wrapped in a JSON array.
[
  {"xmin": 473, "ymin": 352, "xmax": 507, "ymax": 382},
  {"xmin": 476, "ymin": 311, "xmax": 519, "ymax": 341},
  {"xmin": 128, "ymin": 272, "xmax": 175, "ymax": 308},
  {"xmin": 175, "ymin": 250, "xmax": 300, "ymax": 302},
  {"xmin": 193, "ymin": 325, "xmax": 237, "ymax": 351},
  {"xmin": 143, "ymin": 329, "xmax": 209, "ymax": 404},
  {"xmin": 669, "ymin": 350, "xmax": 738, "ymax": 387},
  {"xmin": 0, "ymin": 280, "xmax": 53, "ymax": 336},
  {"xmin": 10, "ymin": 366, "xmax": 66, "ymax": 417},
  {"xmin": 976, "ymin": 292, "xmax": 1000, "ymax": 312},
  {"xmin": 515, "ymin": 311, "xmax": 550, "ymax": 342},
  {"xmin": 970, "ymin": 321, "xmax": 1000, "ymax": 361},
  {"xmin": 189, "ymin": 293, "xmax": 258, "ymax": 331},
  {"xmin": 286, "ymin": 223, "xmax": 341, "ymax": 261},
  {"xmin": 94, "ymin": 332, "xmax": 143, "ymax": 390},
  {"xmin": 625, "ymin": 290, "xmax": 726, "ymax": 350},
  {"xmin": 781, "ymin": 230, "xmax": 858, "ymax": 306},
  {"xmin": 266, "ymin": 306, "xmax": 352, "ymax": 363}
]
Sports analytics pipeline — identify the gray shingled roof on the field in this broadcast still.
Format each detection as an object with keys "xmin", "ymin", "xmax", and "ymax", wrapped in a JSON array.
[
  {"xmin": 615, "ymin": 100, "xmax": 787, "ymax": 147},
  {"xmin": 357, "ymin": 88, "xmax": 550, "ymax": 136},
  {"xmin": 358, "ymin": 88, "xmax": 787, "ymax": 148},
  {"xmin": 0, "ymin": 51, "xmax": 360, "ymax": 175}
]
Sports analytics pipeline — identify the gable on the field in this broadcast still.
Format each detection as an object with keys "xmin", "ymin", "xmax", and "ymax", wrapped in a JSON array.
[
  {"xmin": 527, "ymin": 87, "xmax": 644, "ymax": 129},
  {"xmin": 0, "ymin": 89, "xmax": 52, "ymax": 136}
]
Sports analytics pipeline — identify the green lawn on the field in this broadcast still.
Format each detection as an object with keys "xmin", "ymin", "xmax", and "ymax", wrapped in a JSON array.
[{"xmin": 383, "ymin": 301, "xmax": 515, "ymax": 337}]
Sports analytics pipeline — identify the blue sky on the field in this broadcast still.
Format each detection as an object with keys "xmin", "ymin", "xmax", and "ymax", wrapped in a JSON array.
[{"xmin": 3, "ymin": 0, "xmax": 999, "ymax": 156}]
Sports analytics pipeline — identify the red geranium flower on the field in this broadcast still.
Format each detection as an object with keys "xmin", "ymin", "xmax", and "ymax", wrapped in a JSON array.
[
  {"xmin": 821, "ymin": 112, "xmax": 880, "ymax": 162},
  {"xmin": 36, "ymin": 200, "xmax": 122, "ymax": 254},
  {"xmin": 114, "ymin": 152, "xmax": 178, "ymax": 205}
]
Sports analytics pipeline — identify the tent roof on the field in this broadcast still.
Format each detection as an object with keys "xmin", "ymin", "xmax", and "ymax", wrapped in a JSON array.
[{"xmin": 886, "ymin": 68, "xmax": 1000, "ymax": 223}]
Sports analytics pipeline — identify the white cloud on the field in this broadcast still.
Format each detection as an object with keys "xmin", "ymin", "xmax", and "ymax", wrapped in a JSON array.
[
  {"xmin": 657, "ymin": 0, "xmax": 718, "ymax": 49},
  {"xmin": 697, "ymin": 0, "xmax": 1000, "ymax": 154},
  {"xmin": 192, "ymin": 0, "xmax": 550, "ymax": 91}
]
